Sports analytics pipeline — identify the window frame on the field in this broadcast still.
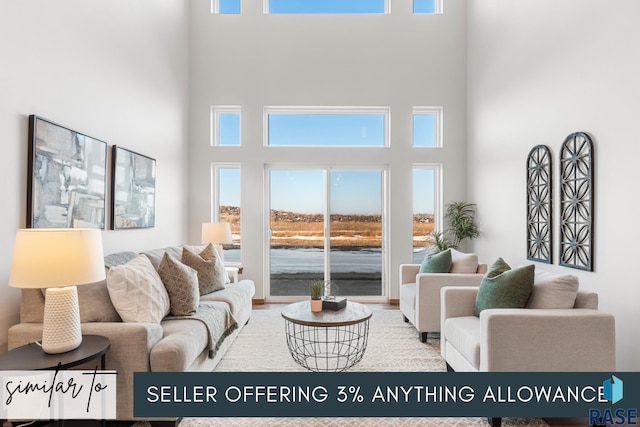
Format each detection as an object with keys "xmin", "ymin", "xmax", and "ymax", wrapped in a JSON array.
[
  {"xmin": 211, "ymin": 0, "xmax": 241, "ymax": 14},
  {"xmin": 263, "ymin": 0, "xmax": 390, "ymax": 14},
  {"xmin": 264, "ymin": 164, "xmax": 390, "ymax": 303},
  {"xmin": 211, "ymin": 163, "xmax": 242, "ymax": 263},
  {"xmin": 211, "ymin": 105, "xmax": 242, "ymax": 146},
  {"xmin": 412, "ymin": 164, "xmax": 442, "ymax": 260},
  {"xmin": 263, "ymin": 106, "xmax": 391, "ymax": 148},
  {"xmin": 412, "ymin": 106, "xmax": 443, "ymax": 148}
]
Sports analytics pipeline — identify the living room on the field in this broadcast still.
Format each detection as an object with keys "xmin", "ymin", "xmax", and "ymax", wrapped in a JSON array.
[{"xmin": 1, "ymin": 0, "xmax": 638, "ymax": 402}]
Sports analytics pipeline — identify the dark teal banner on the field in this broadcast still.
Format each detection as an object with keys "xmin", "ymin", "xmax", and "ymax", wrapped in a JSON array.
[{"xmin": 134, "ymin": 372, "xmax": 639, "ymax": 420}]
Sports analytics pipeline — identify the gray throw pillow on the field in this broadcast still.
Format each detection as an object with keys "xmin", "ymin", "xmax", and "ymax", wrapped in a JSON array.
[
  {"xmin": 158, "ymin": 252, "xmax": 200, "ymax": 316},
  {"xmin": 419, "ymin": 249, "xmax": 452, "ymax": 273},
  {"xmin": 474, "ymin": 258, "xmax": 535, "ymax": 316},
  {"xmin": 182, "ymin": 244, "xmax": 226, "ymax": 295}
]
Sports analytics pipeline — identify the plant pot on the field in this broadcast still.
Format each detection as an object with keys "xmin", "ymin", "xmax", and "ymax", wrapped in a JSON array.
[{"xmin": 311, "ymin": 298, "xmax": 322, "ymax": 313}]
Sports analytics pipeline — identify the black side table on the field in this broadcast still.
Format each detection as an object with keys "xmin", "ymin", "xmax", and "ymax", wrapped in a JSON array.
[{"xmin": 0, "ymin": 335, "xmax": 111, "ymax": 426}]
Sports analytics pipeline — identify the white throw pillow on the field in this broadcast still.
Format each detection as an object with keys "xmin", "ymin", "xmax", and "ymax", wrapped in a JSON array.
[
  {"xmin": 526, "ymin": 269, "xmax": 579, "ymax": 309},
  {"xmin": 449, "ymin": 249, "xmax": 479, "ymax": 274},
  {"xmin": 106, "ymin": 254, "xmax": 170, "ymax": 323}
]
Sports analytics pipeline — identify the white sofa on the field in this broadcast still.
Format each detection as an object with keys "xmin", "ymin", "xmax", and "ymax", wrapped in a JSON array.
[
  {"xmin": 8, "ymin": 244, "xmax": 255, "ymax": 425},
  {"xmin": 399, "ymin": 250, "xmax": 487, "ymax": 342}
]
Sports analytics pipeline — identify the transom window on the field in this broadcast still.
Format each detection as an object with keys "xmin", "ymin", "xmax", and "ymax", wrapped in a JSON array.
[
  {"xmin": 413, "ymin": 0, "xmax": 441, "ymax": 14},
  {"xmin": 212, "ymin": 0, "xmax": 241, "ymax": 14},
  {"xmin": 211, "ymin": 106, "xmax": 241, "ymax": 146},
  {"xmin": 413, "ymin": 106, "xmax": 443, "ymax": 147},
  {"xmin": 266, "ymin": 0, "xmax": 387, "ymax": 14},
  {"xmin": 265, "ymin": 107, "xmax": 389, "ymax": 147}
]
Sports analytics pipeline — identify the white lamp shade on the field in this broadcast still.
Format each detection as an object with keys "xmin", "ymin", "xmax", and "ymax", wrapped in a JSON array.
[
  {"xmin": 9, "ymin": 228, "xmax": 105, "ymax": 289},
  {"xmin": 201, "ymin": 222, "xmax": 232, "ymax": 244}
]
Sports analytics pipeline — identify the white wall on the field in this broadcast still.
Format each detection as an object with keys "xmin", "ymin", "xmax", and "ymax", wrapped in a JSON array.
[
  {"xmin": 0, "ymin": 0, "xmax": 189, "ymax": 352},
  {"xmin": 467, "ymin": 0, "xmax": 640, "ymax": 370},
  {"xmin": 188, "ymin": 0, "xmax": 468, "ymax": 301}
]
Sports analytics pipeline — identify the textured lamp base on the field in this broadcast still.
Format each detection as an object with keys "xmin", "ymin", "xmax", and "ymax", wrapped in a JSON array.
[{"xmin": 42, "ymin": 286, "xmax": 82, "ymax": 354}]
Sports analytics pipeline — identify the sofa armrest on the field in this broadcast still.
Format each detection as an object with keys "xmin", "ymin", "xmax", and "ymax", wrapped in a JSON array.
[
  {"xmin": 400, "ymin": 264, "xmax": 420, "ymax": 285},
  {"xmin": 480, "ymin": 309, "xmax": 616, "ymax": 372},
  {"xmin": 440, "ymin": 286, "xmax": 479, "ymax": 359}
]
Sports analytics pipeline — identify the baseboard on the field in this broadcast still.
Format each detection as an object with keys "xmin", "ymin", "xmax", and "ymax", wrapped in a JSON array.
[
  {"xmin": 388, "ymin": 299, "xmax": 399, "ymax": 306},
  {"xmin": 252, "ymin": 298, "xmax": 266, "ymax": 305}
]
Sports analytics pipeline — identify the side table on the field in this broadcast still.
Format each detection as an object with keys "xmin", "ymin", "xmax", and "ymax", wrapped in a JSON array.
[{"xmin": 0, "ymin": 335, "xmax": 111, "ymax": 426}]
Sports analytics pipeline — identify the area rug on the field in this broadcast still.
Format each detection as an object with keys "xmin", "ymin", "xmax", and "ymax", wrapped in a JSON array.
[{"xmin": 177, "ymin": 308, "xmax": 548, "ymax": 427}]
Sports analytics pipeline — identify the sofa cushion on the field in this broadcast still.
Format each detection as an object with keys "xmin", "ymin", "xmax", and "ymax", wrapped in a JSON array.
[
  {"xmin": 449, "ymin": 249, "xmax": 479, "ymax": 274},
  {"xmin": 444, "ymin": 316, "xmax": 481, "ymax": 369},
  {"xmin": 182, "ymin": 244, "xmax": 226, "ymax": 295},
  {"xmin": 526, "ymin": 269, "xmax": 579, "ymax": 309},
  {"xmin": 419, "ymin": 249, "xmax": 452, "ymax": 273},
  {"xmin": 106, "ymin": 254, "xmax": 170, "ymax": 323},
  {"xmin": 151, "ymin": 318, "xmax": 209, "ymax": 372},
  {"xmin": 158, "ymin": 252, "xmax": 200, "ymax": 316},
  {"xmin": 474, "ymin": 258, "xmax": 534, "ymax": 316}
]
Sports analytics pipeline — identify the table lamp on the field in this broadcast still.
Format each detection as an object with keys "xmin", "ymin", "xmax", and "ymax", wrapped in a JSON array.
[
  {"xmin": 201, "ymin": 222, "xmax": 232, "ymax": 263},
  {"xmin": 9, "ymin": 228, "xmax": 105, "ymax": 354}
]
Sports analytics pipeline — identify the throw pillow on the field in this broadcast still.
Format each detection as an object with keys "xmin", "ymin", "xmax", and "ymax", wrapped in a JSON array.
[
  {"xmin": 199, "ymin": 244, "xmax": 231, "ymax": 284},
  {"xmin": 526, "ymin": 269, "xmax": 579, "ymax": 309},
  {"xmin": 449, "ymin": 249, "xmax": 479, "ymax": 274},
  {"xmin": 158, "ymin": 252, "xmax": 200, "ymax": 316},
  {"xmin": 474, "ymin": 258, "xmax": 535, "ymax": 316},
  {"xmin": 419, "ymin": 249, "xmax": 452, "ymax": 273},
  {"xmin": 106, "ymin": 254, "xmax": 170, "ymax": 323},
  {"xmin": 182, "ymin": 244, "xmax": 226, "ymax": 295}
]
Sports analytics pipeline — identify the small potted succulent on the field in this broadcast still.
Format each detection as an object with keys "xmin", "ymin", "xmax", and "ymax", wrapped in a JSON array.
[{"xmin": 309, "ymin": 280, "xmax": 324, "ymax": 313}]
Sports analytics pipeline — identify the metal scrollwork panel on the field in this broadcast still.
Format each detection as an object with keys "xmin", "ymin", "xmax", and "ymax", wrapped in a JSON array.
[
  {"xmin": 559, "ymin": 132, "xmax": 594, "ymax": 271},
  {"xmin": 526, "ymin": 145, "xmax": 552, "ymax": 263}
]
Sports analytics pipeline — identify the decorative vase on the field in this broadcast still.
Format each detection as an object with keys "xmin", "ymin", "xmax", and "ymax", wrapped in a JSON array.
[{"xmin": 311, "ymin": 298, "xmax": 322, "ymax": 313}]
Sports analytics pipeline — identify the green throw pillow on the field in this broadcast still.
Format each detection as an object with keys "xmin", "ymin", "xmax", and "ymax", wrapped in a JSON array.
[
  {"xmin": 474, "ymin": 258, "xmax": 535, "ymax": 316},
  {"xmin": 419, "ymin": 249, "xmax": 452, "ymax": 273}
]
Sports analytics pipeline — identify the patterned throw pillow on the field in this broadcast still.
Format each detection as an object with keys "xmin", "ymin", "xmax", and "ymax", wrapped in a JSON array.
[
  {"xmin": 199, "ymin": 244, "xmax": 231, "ymax": 284},
  {"xmin": 474, "ymin": 258, "xmax": 535, "ymax": 316},
  {"xmin": 182, "ymin": 244, "xmax": 226, "ymax": 295},
  {"xmin": 106, "ymin": 254, "xmax": 170, "ymax": 323},
  {"xmin": 158, "ymin": 252, "xmax": 200, "ymax": 316}
]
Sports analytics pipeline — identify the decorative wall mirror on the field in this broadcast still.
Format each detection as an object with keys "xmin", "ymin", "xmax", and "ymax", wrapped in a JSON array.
[
  {"xmin": 559, "ymin": 132, "xmax": 594, "ymax": 271},
  {"xmin": 526, "ymin": 144, "xmax": 552, "ymax": 263}
]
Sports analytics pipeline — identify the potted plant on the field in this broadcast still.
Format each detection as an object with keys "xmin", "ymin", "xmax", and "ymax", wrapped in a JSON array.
[
  {"xmin": 427, "ymin": 201, "xmax": 479, "ymax": 251},
  {"xmin": 309, "ymin": 281, "xmax": 324, "ymax": 313}
]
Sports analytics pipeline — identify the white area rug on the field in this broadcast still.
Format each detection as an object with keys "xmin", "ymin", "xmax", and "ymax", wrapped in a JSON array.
[{"xmin": 177, "ymin": 308, "xmax": 548, "ymax": 427}]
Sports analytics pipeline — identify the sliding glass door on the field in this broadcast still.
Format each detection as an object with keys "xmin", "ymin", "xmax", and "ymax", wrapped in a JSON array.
[{"xmin": 268, "ymin": 167, "xmax": 385, "ymax": 298}]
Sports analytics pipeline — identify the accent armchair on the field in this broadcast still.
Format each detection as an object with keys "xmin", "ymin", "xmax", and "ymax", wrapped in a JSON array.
[
  {"xmin": 399, "ymin": 250, "xmax": 487, "ymax": 342},
  {"xmin": 440, "ymin": 286, "xmax": 616, "ymax": 372}
]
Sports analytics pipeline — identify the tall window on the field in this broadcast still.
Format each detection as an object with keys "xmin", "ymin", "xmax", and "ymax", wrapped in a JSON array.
[
  {"xmin": 413, "ymin": 106, "xmax": 443, "ymax": 147},
  {"xmin": 211, "ymin": 106, "xmax": 241, "ymax": 146},
  {"xmin": 266, "ymin": 0, "xmax": 386, "ymax": 14},
  {"xmin": 268, "ymin": 167, "xmax": 385, "ymax": 298},
  {"xmin": 265, "ymin": 107, "xmax": 389, "ymax": 147},
  {"xmin": 214, "ymin": 166, "xmax": 241, "ymax": 263},
  {"xmin": 413, "ymin": 166, "xmax": 440, "ymax": 263}
]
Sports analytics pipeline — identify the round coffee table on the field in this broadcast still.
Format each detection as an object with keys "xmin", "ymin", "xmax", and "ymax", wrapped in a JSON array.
[{"xmin": 281, "ymin": 300, "xmax": 372, "ymax": 372}]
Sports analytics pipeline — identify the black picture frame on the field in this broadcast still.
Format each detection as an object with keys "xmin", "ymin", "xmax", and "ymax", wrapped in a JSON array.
[
  {"xmin": 111, "ymin": 146, "xmax": 156, "ymax": 229},
  {"xmin": 27, "ymin": 115, "xmax": 107, "ymax": 229}
]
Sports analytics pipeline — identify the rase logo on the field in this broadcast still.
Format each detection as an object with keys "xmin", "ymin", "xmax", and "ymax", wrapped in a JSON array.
[
  {"xmin": 589, "ymin": 376, "xmax": 637, "ymax": 426},
  {"xmin": 603, "ymin": 375, "xmax": 624, "ymax": 404}
]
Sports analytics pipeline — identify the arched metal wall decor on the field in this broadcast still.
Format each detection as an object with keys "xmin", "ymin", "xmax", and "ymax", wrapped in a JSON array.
[
  {"xmin": 559, "ymin": 132, "xmax": 594, "ymax": 271},
  {"xmin": 526, "ymin": 145, "xmax": 552, "ymax": 263}
]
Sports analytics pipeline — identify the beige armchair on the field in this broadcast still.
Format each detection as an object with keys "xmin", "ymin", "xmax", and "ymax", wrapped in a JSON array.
[
  {"xmin": 440, "ymin": 286, "xmax": 616, "ymax": 372},
  {"xmin": 399, "ymin": 251, "xmax": 487, "ymax": 342}
]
